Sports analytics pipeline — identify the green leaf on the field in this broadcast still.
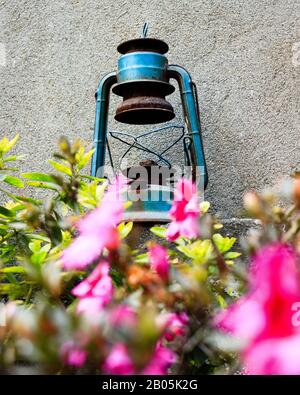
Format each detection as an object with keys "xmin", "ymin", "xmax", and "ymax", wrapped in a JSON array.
[
  {"xmin": 75, "ymin": 146, "xmax": 85, "ymax": 163},
  {"xmin": 15, "ymin": 196, "xmax": 43, "ymax": 205},
  {"xmin": 0, "ymin": 206, "xmax": 15, "ymax": 217},
  {"xmin": 4, "ymin": 155, "xmax": 25, "ymax": 162},
  {"xmin": 177, "ymin": 239, "xmax": 214, "ymax": 264},
  {"xmin": 3, "ymin": 175, "xmax": 24, "ymax": 188},
  {"xmin": 21, "ymin": 172, "xmax": 58, "ymax": 183},
  {"xmin": 0, "ymin": 135, "xmax": 19, "ymax": 153},
  {"xmin": 224, "ymin": 251, "xmax": 241, "ymax": 259},
  {"xmin": 9, "ymin": 204, "xmax": 25, "ymax": 212},
  {"xmin": 0, "ymin": 227, "xmax": 9, "ymax": 236},
  {"xmin": 49, "ymin": 159, "xmax": 72, "ymax": 176},
  {"xmin": 31, "ymin": 250, "xmax": 48, "ymax": 265},
  {"xmin": 200, "ymin": 201, "xmax": 210, "ymax": 213},
  {"xmin": 135, "ymin": 253, "xmax": 149, "ymax": 264},
  {"xmin": 29, "ymin": 240, "xmax": 42, "ymax": 253},
  {"xmin": 212, "ymin": 234, "xmax": 236, "ymax": 253},
  {"xmin": 0, "ymin": 283, "xmax": 23, "ymax": 295},
  {"xmin": 5, "ymin": 134, "xmax": 19, "ymax": 152},
  {"xmin": 50, "ymin": 225, "xmax": 63, "ymax": 245},
  {"xmin": 78, "ymin": 149, "xmax": 95, "ymax": 170},
  {"xmin": 79, "ymin": 174, "xmax": 105, "ymax": 182},
  {"xmin": 25, "ymin": 233, "xmax": 50, "ymax": 242},
  {"xmin": 5, "ymin": 272, "xmax": 18, "ymax": 284},
  {"xmin": 214, "ymin": 223, "xmax": 223, "ymax": 230},
  {"xmin": 175, "ymin": 236, "xmax": 187, "ymax": 246},
  {"xmin": 216, "ymin": 294, "xmax": 227, "ymax": 309},
  {"xmin": 150, "ymin": 226, "xmax": 167, "ymax": 238},
  {"xmin": 41, "ymin": 244, "xmax": 51, "ymax": 253},
  {"xmin": 118, "ymin": 222, "xmax": 133, "ymax": 239},
  {"xmin": 25, "ymin": 181, "xmax": 60, "ymax": 191},
  {"xmin": 0, "ymin": 266, "xmax": 25, "ymax": 274},
  {"xmin": 29, "ymin": 239, "xmax": 50, "ymax": 265}
]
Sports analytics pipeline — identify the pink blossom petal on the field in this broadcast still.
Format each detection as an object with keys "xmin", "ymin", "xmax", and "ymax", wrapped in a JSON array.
[
  {"xmin": 92, "ymin": 276, "xmax": 113, "ymax": 299},
  {"xmin": 76, "ymin": 297, "xmax": 106, "ymax": 315},
  {"xmin": 173, "ymin": 178, "xmax": 196, "ymax": 202},
  {"xmin": 185, "ymin": 195, "xmax": 200, "ymax": 213},
  {"xmin": 148, "ymin": 244, "xmax": 170, "ymax": 281},
  {"xmin": 88, "ymin": 261, "xmax": 110, "ymax": 281},
  {"xmin": 103, "ymin": 343, "xmax": 135, "ymax": 375},
  {"xmin": 77, "ymin": 177, "xmax": 126, "ymax": 235},
  {"xmin": 250, "ymin": 243, "xmax": 300, "ymax": 296},
  {"xmin": 167, "ymin": 178, "xmax": 200, "ymax": 241},
  {"xmin": 166, "ymin": 221, "xmax": 181, "ymax": 241},
  {"xmin": 62, "ymin": 234, "xmax": 104, "ymax": 270},
  {"xmin": 142, "ymin": 342, "xmax": 177, "ymax": 374},
  {"xmin": 216, "ymin": 242, "xmax": 300, "ymax": 375},
  {"xmin": 142, "ymin": 365, "xmax": 166, "ymax": 375},
  {"xmin": 72, "ymin": 261, "xmax": 113, "ymax": 315},
  {"xmin": 178, "ymin": 215, "xmax": 199, "ymax": 239},
  {"xmin": 72, "ymin": 281, "xmax": 92, "ymax": 297},
  {"xmin": 67, "ymin": 349, "xmax": 87, "ymax": 368},
  {"xmin": 215, "ymin": 296, "xmax": 266, "ymax": 341},
  {"xmin": 61, "ymin": 342, "xmax": 87, "ymax": 368},
  {"xmin": 165, "ymin": 312, "xmax": 189, "ymax": 341},
  {"xmin": 63, "ymin": 176, "xmax": 125, "ymax": 271},
  {"xmin": 72, "ymin": 261, "xmax": 111, "ymax": 298},
  {"xmin": 77, "ymin": 205, "xmax": 122, "ymax": 235},
  {"xmin": 109, "ymin": 305, "xmax": 136, "ymax": 327},
  {"xmin": 245, "ymin": 335, "xmax": 300, "ymax": 375}
]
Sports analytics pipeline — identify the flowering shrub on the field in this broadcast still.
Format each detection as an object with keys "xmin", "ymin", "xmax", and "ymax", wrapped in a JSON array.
[
  {"xmin": 0, "ymin": 135, "xmax": 300, "ymax": 375},
  {"xmin": 215, "ymin": 180, "xmax": 300, "ymax": 374}
]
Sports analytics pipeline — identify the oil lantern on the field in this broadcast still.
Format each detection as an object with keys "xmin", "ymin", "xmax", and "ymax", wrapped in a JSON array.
[{"xmin": 91, "ymin": 25, "xmax": 208, "ymax": 222}]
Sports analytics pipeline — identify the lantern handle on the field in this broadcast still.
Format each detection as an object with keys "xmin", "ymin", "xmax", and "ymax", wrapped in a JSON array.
[
  {"xmin": 140, "ymin": 22, "xmax": 149, "ymax": 38},
  {"xmin": 91, "ymin": 72, "xmax": 117, "ymax": 178},
  {"xmin": 168, "ymin": 64, "xmax": 208, "ymax": 189}
]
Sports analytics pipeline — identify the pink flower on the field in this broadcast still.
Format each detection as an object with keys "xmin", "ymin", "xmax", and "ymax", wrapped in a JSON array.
[
  {"xmin": 166, "ymin": 178, "xmax": 200, "ymax": 241},
  {"xmin": 245, "ymin": 335, "xmax": 300, "ymax": 375},
  {"xmin": 164, "ymin": 312, "xmax": 189, "ymax": 341},
  {"xmin": 62, "ymin": 177, "xmax": 125, "ymax": 270},
  {"xmin": 215, "ymin": 295, "xmax": 266, "ymax": 340},
  {"xmin": 215, "ymin": 243, "xmax": 300, "ymax": 374},
  {"xmin": 109, "ymin": 305, "xmax": 136, "ymax": 327},
  {"xmin": 62, "ymin": 234, "xmax": 106, "ymax": 271},
  {"xmin": 61, "ymin": 341, "xmax": 87, "ymax": 368},
  {"xmin": 142, "ymin": 341, "xmax": 177, "ymax": 375},
  {"xmin": 72, "ymin": 261, "xmax": 113, "ymax": 315},
  {"xmin": 102, "ymin": 343, "xmax": 135, "ymax": 375},
  {"xmin": 148, "ymin": 244, "xmax": 170, "ymax": 281}
]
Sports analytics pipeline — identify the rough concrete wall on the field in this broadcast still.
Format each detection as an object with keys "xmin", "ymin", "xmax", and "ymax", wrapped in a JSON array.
[{"xmin": 0, "ymin": 0, "xmax": 299, "ymax": 217}]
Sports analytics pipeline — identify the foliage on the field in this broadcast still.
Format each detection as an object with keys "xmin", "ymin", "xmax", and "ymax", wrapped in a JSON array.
[{"xmin": 1, "ymin": 135, "xmax": 299, "ymax": 374}]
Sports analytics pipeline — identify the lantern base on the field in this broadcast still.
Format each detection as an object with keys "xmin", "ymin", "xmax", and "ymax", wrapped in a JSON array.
[{"xmin": 122, "ymin": 210, "xmax": 170, "ymax": 223}]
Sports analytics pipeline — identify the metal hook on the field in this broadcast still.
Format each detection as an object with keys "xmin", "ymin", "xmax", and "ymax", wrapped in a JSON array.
[{"xmin": 140, "ymin": 22, "xmax": 149, "ymax": 38}]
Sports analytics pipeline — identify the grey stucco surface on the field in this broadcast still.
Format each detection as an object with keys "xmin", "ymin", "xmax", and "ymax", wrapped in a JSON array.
[{"xmin": 0, "ymin": 0, "xmax": 299, "ymax": 217}]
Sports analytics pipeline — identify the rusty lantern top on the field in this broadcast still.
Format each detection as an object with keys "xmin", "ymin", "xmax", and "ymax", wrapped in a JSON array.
[{"xmin": 113, "ymin": 36, "xmax": 175, "ymax": 124}]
